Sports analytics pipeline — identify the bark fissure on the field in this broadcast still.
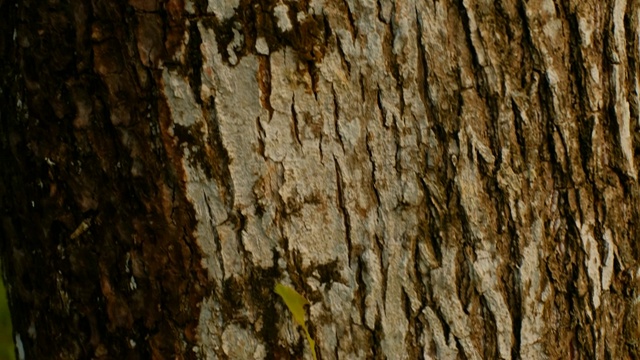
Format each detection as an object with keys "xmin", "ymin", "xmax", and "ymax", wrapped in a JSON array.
[
  {"xmin": 187, "ymin": 20, "xmax": 204, "ymax": 105},
  {"xmin": 365, "ymin": 131, "xmax": 383, "ymax": 208},
  {"xmin": 291, "ymin": 96, "xmax": 303, "ymax": 148},
  {"xmin": 258, "ymin": 55, "xmax": 275, "ymax": 118},
  {"xmin": 333, "ymin": 156, "xmax": 353, "ymax": 266},
  {"xmin": 335, "ymin": 36, "xmax": 352, "ymax": 74},
  {"xmin": 332, "ymin": 84, "xmax": 346, "ymax": 152},
  {"xmin": 203, "ymin": 98, "xmax": 235, "ymax": 210}
]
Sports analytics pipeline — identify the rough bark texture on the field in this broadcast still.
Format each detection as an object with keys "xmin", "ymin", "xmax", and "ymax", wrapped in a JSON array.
[{"xmin": 2, "ymin": 0, "xmax": 640, "ymax": 359}]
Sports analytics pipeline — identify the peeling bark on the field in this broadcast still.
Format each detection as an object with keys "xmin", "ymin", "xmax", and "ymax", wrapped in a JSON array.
[{"xmin": 2, "ymin": 0, "xmax": 640, "ymax": 359}]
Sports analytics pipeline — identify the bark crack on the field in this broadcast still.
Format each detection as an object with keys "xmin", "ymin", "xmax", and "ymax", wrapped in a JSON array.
[
  {"xmin": 187, "ymin": 20, "xmax": 203, "ymax": 104},
  {"xmin": 257, "ymin": 55, "xmax": 274, "ymax": 119},
  {"xmin": 205, "ymin": 97, "xmax": 235, "ymax": 211},
  {"xmin": 309, "ymin": 61, "xmax": 320, "ymax": 101},
  {"xmin": 336, "ymin": 36, "xmax": 352, "ymax": 74},
  {"xmin": 334, "ymin": 156, "xmax": 353, "ymax": 265},
  {"xmin": 456, "ymin": 0, "xmax": 488, "ymax": 90},
  {"xmin": 359, "ymin": 72, "xmax": 366, "ymax": 103},
  {"xmin": 291, "ymin": 95, "xmax": 303, "ymax": 148},
  {"xmin": 255, "ymin": 116, "xmax": 266, "ymax": 159},
  {"xmin": 365, "ymin": 131, "xmax": 383, "ymax": 207},
  {"xmin": 414, "ymin": 5, "xmax": 432, "ymax": 124},
  {"xmin": 355, "ymin": 256, "xmax": 368, "ymax": 329},
  {"xmin": 342, "ymin": 0, "xmax": 358, "ymax": 41},
  {"xmin": 511, "ymin": 97, "xmax": 529, "ymax": 167},
  {"xmin": 332, "ymin": 84, "xmax": 346, "ymax": 152}
]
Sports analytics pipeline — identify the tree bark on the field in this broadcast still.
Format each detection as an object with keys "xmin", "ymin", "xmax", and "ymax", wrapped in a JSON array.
[{"xmin": 1, "ymin": 0, "xmax": 640, "ymax": 359}]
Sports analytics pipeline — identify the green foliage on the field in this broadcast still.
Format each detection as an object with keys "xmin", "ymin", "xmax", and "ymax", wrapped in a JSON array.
[
  {"xmin": 274, "ymin": 283, "xmax": 317, "ymax": 360},
  {"xmin": 0, "ymin": 277, "xmax": 14, "ymax": 360}
]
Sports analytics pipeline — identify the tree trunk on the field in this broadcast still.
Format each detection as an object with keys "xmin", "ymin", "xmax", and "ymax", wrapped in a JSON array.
[{"xmin": 2, "ymin": 0, "xmax": 640, "ymax": 359}]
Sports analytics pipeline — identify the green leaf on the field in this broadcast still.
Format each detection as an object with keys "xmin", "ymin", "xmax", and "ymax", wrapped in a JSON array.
[{"xmin": 274, "ymin": 283, "xmax": 317, "ymax": 360}]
